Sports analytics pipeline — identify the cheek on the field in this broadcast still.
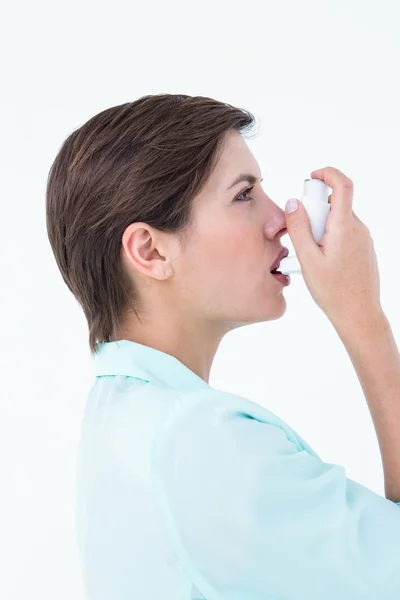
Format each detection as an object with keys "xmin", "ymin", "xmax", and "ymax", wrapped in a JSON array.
[
  {"xmin": 199, "ymin": 231, "xmax": 263, "ymax": 288},
  {"xmin": 202, "ymin": 228, "xmax": 243, "ymax": 269}
]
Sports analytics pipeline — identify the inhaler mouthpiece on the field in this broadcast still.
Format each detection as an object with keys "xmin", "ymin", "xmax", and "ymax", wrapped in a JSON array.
[{"xmin": 279, "ymin": 177, "xmax": 331, "ymax": 276}]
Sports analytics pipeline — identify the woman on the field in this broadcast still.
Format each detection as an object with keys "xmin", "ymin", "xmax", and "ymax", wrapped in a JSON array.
[{"xmin": 46, "ymin": 94, "xmax": 400, "ymax": 600}]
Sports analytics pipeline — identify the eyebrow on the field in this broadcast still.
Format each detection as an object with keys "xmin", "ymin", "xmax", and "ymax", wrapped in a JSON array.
[{"xmin": 226, "ymin": 173, "xmax": 263, "ymax": 191}]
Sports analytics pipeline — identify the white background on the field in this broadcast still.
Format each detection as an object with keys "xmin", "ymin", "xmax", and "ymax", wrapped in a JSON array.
[{"xmin": 1, "ymin": 1, "xmax": 400, "ymax": 598}]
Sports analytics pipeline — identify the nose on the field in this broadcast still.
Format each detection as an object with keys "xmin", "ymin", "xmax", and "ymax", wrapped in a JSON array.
[
  {"xmin": 276, "ymin": 207, "xmax": 288, "ymax": 239},
  {"xmin": 264, "ymin": 200, "xmax": 288, "ymax": 239}
]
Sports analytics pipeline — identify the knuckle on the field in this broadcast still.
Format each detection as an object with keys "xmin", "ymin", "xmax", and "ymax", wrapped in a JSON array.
[
  {"xmin": 355, "ymin": 216, "xmax": 370, "ymax": 236},
  {"xmin": 363, "ymin": 223, "xmax": 371, "ymax": 236},
  {"xmin": 342, "ymin": 177, "xmax": 353, "ymax": 189},
  {"xmin": 324, "ymin": 167, "xmax": 354, "ymax": 189}
]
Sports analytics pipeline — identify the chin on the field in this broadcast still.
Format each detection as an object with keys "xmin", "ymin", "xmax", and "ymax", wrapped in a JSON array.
[
  {"xmin": 234, "ymin": 296, "xmax": 288, "ymax": 327},
  {"xmin": 261, "ymin": 294, "xmax": 288, "ymax": 322}
]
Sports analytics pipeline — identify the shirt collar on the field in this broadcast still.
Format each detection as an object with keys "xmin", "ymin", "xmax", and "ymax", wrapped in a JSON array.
[{"xmin": 92, "ymin": 339, "xmax": 210, "ymax": 390}]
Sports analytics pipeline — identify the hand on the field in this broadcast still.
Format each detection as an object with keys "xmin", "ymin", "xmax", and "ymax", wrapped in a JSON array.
[{"xmin": 285, "ymin": 166, "xmax": 383, "ymax": 329}]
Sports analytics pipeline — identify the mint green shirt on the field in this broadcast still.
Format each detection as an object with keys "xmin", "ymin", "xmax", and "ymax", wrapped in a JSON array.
[{"xmin": 76, "ymin": 339, "xmax": 400, "ymax": 600}]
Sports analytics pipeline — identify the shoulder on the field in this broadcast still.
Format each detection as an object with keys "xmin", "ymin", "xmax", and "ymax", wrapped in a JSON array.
[
  {"xmin": 158, "ymin": 384, "xmax": 298, "ymax": 440},
  {"xmin": 152, "ymin": 385, "xmax": 301, "ymax": 486}
]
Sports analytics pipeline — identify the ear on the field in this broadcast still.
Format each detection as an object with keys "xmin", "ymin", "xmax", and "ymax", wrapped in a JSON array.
[{"xmin": 121, "ymin": 223, "xmax": 176, "ymax": 281}]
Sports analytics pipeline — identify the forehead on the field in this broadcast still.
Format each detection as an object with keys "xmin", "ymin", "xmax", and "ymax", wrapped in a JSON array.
[{"xmin": 210, "ymin": 130, "xmax": 261, "ymax": 193}]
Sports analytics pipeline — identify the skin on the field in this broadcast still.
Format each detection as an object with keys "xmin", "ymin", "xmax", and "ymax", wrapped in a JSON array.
[{"xmin": 117, "ymin": 129, "xmax": 289, "ymax": 383}]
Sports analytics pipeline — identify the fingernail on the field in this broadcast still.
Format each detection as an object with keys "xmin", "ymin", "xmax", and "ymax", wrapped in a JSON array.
[{"xmin": 286, "ymin": 199, "xmax": 298, "ymax": 213}]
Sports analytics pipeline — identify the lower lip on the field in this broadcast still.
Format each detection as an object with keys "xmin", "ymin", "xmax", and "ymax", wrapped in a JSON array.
[{"xmin": 271, "ymin": 272, "xmax": 291, "ymax": 286}]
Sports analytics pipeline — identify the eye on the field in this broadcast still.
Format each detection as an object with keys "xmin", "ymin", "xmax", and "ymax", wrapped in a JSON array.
[{"xmin": 234, "ymin": 186, "xmax": 255, "ymax": 202}]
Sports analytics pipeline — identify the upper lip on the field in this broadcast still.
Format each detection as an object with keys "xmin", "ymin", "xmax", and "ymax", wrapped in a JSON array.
[{"xmin": 270, "ymin": 247, "xmax": 289, "ymax": 271}]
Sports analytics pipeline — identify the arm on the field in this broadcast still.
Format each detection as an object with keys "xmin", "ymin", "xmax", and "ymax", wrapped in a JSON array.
[
  {"xmin": 164, "ymin": 400, "xmax": 400, "ymax": 600},
  {"xmin": 333, "ymin": 310, "xmax": 400, "ymax": 503}
]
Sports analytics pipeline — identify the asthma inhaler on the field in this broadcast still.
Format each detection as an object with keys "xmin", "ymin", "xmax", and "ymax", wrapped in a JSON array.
[{"xmin": 279, "ymin": 178, "xmax": 331, "ymax": 275}]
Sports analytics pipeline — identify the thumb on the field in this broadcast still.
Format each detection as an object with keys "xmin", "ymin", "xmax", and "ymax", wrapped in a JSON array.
[{"xmin": 285, "ymin": 198, "xmax": 318, "ymax": 260}]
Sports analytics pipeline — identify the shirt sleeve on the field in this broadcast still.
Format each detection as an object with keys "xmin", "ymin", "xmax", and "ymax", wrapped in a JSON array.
[{"xmin": 163, "ymin": 402, "xmax": 400, "ymax": 600}]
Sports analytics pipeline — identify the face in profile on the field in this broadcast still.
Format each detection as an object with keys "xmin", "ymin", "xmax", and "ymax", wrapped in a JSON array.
[{"xmin": 170, "ymin": 129, "xmax": 290, "ymax": 330}]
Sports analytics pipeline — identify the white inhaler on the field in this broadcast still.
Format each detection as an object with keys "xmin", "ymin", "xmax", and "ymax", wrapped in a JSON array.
[{"xmin": 279, "ymin": 177, "xmax": 331, "ymax": 276}]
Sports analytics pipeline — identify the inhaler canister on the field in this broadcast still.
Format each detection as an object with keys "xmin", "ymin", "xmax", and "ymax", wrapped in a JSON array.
[{"xmin": 279, "ymin": 178, "xmax": 331, "ymax": 276}]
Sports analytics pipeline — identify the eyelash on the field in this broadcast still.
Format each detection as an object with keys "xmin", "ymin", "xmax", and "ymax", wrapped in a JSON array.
[{"xmin": 235, "ymin": 186, "xmax": 254, "ymax": 202}]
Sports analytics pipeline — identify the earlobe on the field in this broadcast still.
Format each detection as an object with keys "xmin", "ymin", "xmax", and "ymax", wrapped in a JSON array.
[{"xmin": 162, "ymin": 261, "xmax": 174, "ymax": 279}]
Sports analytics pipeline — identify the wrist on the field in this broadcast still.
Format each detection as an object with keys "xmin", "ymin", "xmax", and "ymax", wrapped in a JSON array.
[{"xmin": 330, "ymin": 308, "xmax": 389, "ymax": 345}]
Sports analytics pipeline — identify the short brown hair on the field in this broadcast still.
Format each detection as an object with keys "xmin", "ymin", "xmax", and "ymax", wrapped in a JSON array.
[{"xmin": 45, "ymin": 94, "xmax": 258, "ymax": 356}]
